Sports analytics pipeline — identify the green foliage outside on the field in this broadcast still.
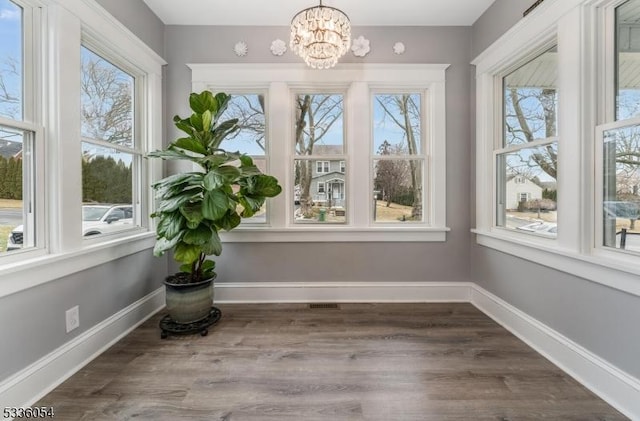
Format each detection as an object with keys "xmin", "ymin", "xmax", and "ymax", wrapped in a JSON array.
[
  {"xmin": 82, "ymin": 156, "xmax": 132, "ymax": 203},
  {"xmin": 0, "ymin": 156, "xmax": 23, "ymax": 200},
  {"xmin": 542, "ymin": 188, "xmax": 557, "ymax": 202}
]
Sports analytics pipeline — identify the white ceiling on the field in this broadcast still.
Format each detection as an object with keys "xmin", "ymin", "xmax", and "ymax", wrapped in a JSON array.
[{"xmin": 142, "ymin": 0, "xmax": 496, "ymax": 26}]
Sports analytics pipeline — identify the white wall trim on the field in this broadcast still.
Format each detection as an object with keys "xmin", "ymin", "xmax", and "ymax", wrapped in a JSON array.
[
  {"xmin": 0, "ymin": 287, "xmax": 165, "ymax": 411},
  {"xmin": 470, "ymin": 284, "xmax": 640, "ymax": 421},
  {"xmin": 214, "ymin": 281, "xmax": 472, "ymax": 303}
]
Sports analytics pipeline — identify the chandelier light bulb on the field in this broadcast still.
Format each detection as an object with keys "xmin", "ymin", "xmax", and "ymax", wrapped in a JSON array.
[{"xmin": 290, "ymin": 1, "xmax": 351, "ymax": 69}]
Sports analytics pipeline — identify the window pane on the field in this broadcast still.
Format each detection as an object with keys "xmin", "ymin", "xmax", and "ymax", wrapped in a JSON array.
[
  {"xmin": 81, "ymin": 142, "xmax": 136, "ymax": 236},
  {"xmin": 602, "ymin": 124, "xmax": 640, "ymax": 252},
  {"xmin": 294, "ymin": 159, "xmax": 346, "ymax": 223},
  {"xmin": 373, "ymin": 159, "xmax": 424, "ymax": 222},
  {"xmin": 294, "ymin": 94, "xmax": 343, "ymax": 155},
  {"xmin": 0, "ymin": 125, "xmax": 29, "ymax": 252},
  {"xmin": 218, "ymin": 93, "xmax": 266, "ymax": 155},
  {"xmin": 503, "ymin": 46, "xmax": 558, "ymax": 147},
  {"xmin": 373, "ymin": 94, "xmax": 421, "ymax": 155},
  {"xmin": 81, "ymin": 46, "xmax": 134, "ymax": 148},
  {"xmin": 0, "ymin": 0, "xmax": 22, "ymax": 120},
  {"xmin": 616, "ymin": 1, "xmax": 640, "ymax": 120},
  {"xmin": 496, "ymin": 144, "xmax": 558, "ymax": 237}
]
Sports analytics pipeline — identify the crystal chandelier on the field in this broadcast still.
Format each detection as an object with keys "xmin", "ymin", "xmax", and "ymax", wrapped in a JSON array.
[{"xmin": 290, "ymin": 0, "xmax": 351, "ymax": 69}]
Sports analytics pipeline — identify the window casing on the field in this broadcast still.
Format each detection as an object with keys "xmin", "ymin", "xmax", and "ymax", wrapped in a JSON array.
[
  {"xmin": 0, "ymin": 0, "xmax": 165, "ymax": 297},
  {"xmin": 191, "ymin": 64, "xmax": 449, "ymax": 242},
  {"xmin": 0, "ymin": 0, "xmax": 41, "ymax": 260},
  {"xmin": 473, "ymin": 0, "xmax": 640, "ymax": 297}
]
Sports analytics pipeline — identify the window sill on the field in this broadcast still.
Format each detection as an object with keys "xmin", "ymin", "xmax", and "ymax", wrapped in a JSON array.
[
  {"xmin": 0, "ymin": 232, "xmax": 157, "ymax": 298},
  {"xmin": 472, "ymin": 228, "xmax": 640, "ymax": 297},
  {"xmin": 221, "ymin": 226, "xmax": 450, "ymax": 242}
]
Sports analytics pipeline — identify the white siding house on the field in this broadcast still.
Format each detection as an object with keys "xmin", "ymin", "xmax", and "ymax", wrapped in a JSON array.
[{"xmin": 505, "ymin": 175, "xmax": 543, "ymax": 210}]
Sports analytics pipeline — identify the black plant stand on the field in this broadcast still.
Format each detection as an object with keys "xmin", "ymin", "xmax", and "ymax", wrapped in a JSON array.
[{"xmin": 159, "ymin": 306, "xmax": 221, "ymax": 339}]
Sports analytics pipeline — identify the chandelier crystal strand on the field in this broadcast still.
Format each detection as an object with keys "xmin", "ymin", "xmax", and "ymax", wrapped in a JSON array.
[{"xmin": 290, "ymin": 1, "xmax": 351, "ymax": 69}]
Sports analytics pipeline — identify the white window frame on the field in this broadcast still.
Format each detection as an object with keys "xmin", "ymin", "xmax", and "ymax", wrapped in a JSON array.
[
  {"xmin": 0, "ymin": 0, "xmax": 165, "ymax": 298},
  {"xmin": 340, "ymin": 160, "xmax": 345, "ymax": 173},
  {"xmin": 472, "ymin": 0, "xmax": 640, "ymax": 297},
  {"xmin": 371, "ymin": 90, "xmax": 428, "ymax": 225},
  {"xmin": 0, "ymin": 0, "xmax": 45, "ymax": 265},
  {"xmin": 79, "ymin": 42, "xmax": 145, "ymax": 241},
  {"xmin": 190, "ymin": 63, "xmax": 449, "ymax": 242},
  {"xmin": 317, "ymin": 181, "xmax": 326, "ymax": 194}
]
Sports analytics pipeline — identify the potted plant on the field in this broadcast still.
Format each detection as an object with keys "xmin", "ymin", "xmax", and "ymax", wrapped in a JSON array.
[{"xmin": 149, "ymin": 91, "xmax": 281, "ymax": 326}]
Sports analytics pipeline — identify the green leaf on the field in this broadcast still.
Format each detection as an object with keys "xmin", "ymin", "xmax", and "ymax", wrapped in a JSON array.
[
  {"xmin": 153, "ymin": 234, "xmax": 182, "ymax": 257},
  {"xmin": 180, "ymin": 201, "xmax": 204, "ymax": 225},
  {"xmin": 147, "ymin": 148, "xmax": 203, "ymax": 164},
  {"xmin": 203, "ymin": 172, "xmax": 226, "ymax": 191},
  {"xmin": 202, "ymin": 190, "xmax": 231, "ymax": 221},
  {"xmin": 179, "ymin": 263, "xmax": 193, "ymax": 273},
  {"xmin": 173, "ymin": 137, "xmax": 206, "ymax": 155},
  {"xmin": 201, "ymin": 259, "xmax": 216, "ymax": 279},
  {"xmin": 252, "ymin": 175, "xmax": 282, "ymax": 197},
  {"xmin": 183, "ymin": 224, "xmax": 213, "ymax": 245},
  {"xmin": 239, "ymin": 165, "xmax": 263, "ymax": 176},
  {"xmin": 239, "ymin": 155, "xmax": 254, "ymax": 167},
  {"xmin": 213, "ymin": 92, "xmax": 231, "ymax": 119},
  {"xmin": 201, "ymin": 229, "xmax": 222, "ymax": 256},
  {"xmin": 152, "ymin": 172, "xmax": 202, "ymax": 191},
  {"xmin": 157, "ymin": 190, "xmax": 201, "ymax": 213},
  {"xmin": 156, "ymin": 211, "xmax": 184, "ymax": 240},
  {"xmin": 238, "ymin": 196, "xmax": 263, "ymax": 218},
  {"xmin": 174, "ymin": 242, "xmax": 202, "ymax": 265},
  {"xmin": 216, "ymin": 210, "xmax": 241, "ymax": 231},
  {"xmin": 174, "ymin": 117, "xmax": 194, "ymax": 136},
  {"xmin": 189, "ymin": 91, "xmax": 216, "ymax": 114},
  {"xmin": 204, "ymin": 165, "xmax": 241, "ymax": 190},
  {"xmin": 202, "ymin": 110, "xmax": 212, "ymax": 132},
  {"xmin": 189, "ymin": 113, "xmax": 203, "ymax": 131}
]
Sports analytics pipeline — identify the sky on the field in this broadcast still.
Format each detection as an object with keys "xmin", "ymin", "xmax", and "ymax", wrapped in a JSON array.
[{"xmin": 0, "ymin": 0, "xmax": 22, "ymax": 120}]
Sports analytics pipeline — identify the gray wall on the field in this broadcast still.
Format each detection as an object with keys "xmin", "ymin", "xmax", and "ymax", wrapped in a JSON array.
[
  {"xmin": 471, "ymin": 0, "xmax": 532, "ymax": 59},
  {"xmin": 95, "ymin": 0, "xmax": 165, "ymax": 57},
  {"xmin": 164, "ymin": 25, "xmax": 473, "ymax": 284},
  {"xmin": 470, "ymin": 0, "xmax": 640, "ymax": 379},
  {"xmin": 0, "ymin": 1, "xmax": 168, "ymax": 384},
  {"xmin": 0, "ymin": 250, "xmax": 167, "ymax": 381}
]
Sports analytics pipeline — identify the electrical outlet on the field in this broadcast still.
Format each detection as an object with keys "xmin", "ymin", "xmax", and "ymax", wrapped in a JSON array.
[{"xmin": 65, "ymin": 306, "xmax": 79, "ymax": 333}]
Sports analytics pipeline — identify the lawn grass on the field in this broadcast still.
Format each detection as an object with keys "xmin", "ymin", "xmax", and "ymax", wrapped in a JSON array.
[
  {"xmin": 0, "ymin": 225, "xmax": 13, "ymax": 252},
  {"xmin": 0, "ymin": 199, "xmax": 23, "ymax": 209},
  {"xmin": 374, "ymin": 200, "xmax": 414, "ymax": 222}
]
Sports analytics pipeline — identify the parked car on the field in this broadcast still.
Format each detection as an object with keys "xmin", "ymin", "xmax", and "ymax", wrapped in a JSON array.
[
  {"xmin": 6, "ymin": 204, "xmax": 133, "ymax": 250},
  {"xmin": 516, "ymin": 221, "xmax": 557, "ymax": 238}
]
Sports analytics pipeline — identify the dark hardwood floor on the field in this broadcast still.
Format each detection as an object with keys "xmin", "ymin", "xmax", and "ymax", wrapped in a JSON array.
[{"xmin": 35, "ymin": 303, "xmax": 628, "ymax": 420}]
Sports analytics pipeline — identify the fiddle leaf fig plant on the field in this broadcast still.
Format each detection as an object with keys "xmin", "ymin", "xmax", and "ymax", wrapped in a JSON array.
[{"xmin": 149, "ymin": 91, "xmax": 282, "ymax": 283}]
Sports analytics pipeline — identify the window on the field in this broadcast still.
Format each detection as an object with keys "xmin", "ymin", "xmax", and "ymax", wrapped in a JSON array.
[
  {"xmin": 496, "ymin": 45, "xmax": 558, "ymax": 237},
  {"xmin": 316, "ymin": 161, "xmax": 330, "ymax": 174},
  {"xmin": 372, "ymin": 93, "xmax": 425, "ymax": 223},
  {"xmin": 0, "ymin": 0, "xmax": 165, "ymax": 293},
  {"xmin": 473, "ymin": 0, "xmax": 640, "ymax": 296},
  {"xmin": 189, "ymin": 64, "xmax": 448, "ymax": 241},
  {"xmin": 81, "ymin": 45, "xmax": 140, "ymax": 238},
  {"xmin": 294, "ymin": 93, "xmax": 346, "ymax": 224},
  {"xmin": 0, "ymin": 0, "xmax": 38, "ymax": 255},
  {"xmin": 218, "ymin": 92, "xmax": 268, "ymax": 224},
  {"xmin": 597, "ymin": 0, "xmax": 640, "ymax": 254}
]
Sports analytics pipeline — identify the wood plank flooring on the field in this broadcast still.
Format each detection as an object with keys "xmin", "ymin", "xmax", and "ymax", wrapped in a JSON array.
[{"xmin": 35, "ymin": 303, "xmax": 628, "ymax": 420}]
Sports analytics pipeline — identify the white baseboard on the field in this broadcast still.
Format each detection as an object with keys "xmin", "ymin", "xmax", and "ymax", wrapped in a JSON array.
[
  {"xmin": 214, "ymin": 281, "xmax": 472, "ymax": 303},
  {"xmin": 0, "ymin": 287, "xmax": 165, "ymax": 413},
  {"xmin": 470, "ymin": 284, "xmax": 640, "ymax": 421}
]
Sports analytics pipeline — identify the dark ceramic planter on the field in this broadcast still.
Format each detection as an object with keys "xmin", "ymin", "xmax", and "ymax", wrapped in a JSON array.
[{"xmin": 164, "ymin": 275, "xmax": 215, "ymax": 324}]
